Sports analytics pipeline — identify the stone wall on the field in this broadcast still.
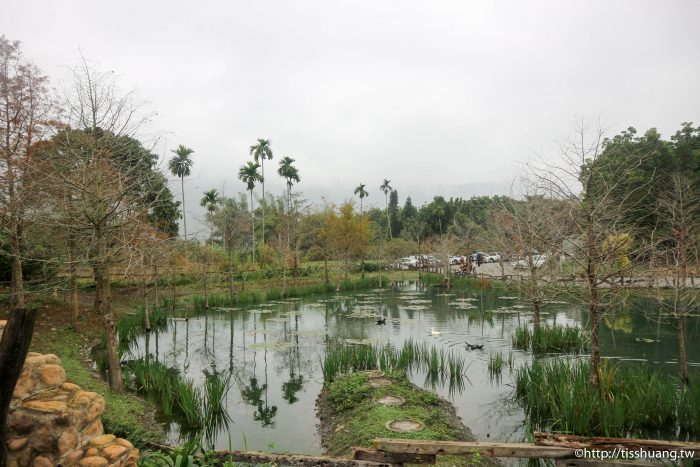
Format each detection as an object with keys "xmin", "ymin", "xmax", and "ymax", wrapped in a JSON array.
[{"xmin": 5, "ymin": 352, "xmax": 139, "ymax": 467}]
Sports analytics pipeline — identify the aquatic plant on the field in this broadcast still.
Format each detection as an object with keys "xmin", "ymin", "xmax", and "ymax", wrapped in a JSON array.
[
  {"xmin": 116, "ymin": 306, "xmax": 169, "ymax": 342},
  {"xmin": 512, "ymin": 324, "xmax": 590, "ymax": 353},
  {"xmin": 322, "ymin": 339, "xmax": 468, "ymax": 391},
  {"xmin": 514, "ymin": 358, "xmax": 694, "ymax": 437}
]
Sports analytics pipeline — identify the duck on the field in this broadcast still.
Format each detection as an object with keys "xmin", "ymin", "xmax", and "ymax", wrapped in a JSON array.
[
  {"xmin": 376, "ymin": 317, "xmax": 386, "ymax": 325},
  {"xmin": 465, "ymin": 341, "xmax": 484, "ymax": 350},
  {"xmin": 430, "ymin": 327, "xmax": 441, "ymax": 336}
]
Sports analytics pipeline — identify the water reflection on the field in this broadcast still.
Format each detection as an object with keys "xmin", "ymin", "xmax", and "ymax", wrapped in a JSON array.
[{"xmin": 126, "ymin": 282, "xmax": 699, "ymax": 453}]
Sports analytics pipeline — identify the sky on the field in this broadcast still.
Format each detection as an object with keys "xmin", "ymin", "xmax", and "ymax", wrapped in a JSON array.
[{"xmin": 3, "ymin": 0, "xmax": 700, "ymax": 238}]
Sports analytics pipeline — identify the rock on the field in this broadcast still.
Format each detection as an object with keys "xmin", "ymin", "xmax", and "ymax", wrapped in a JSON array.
[
  {"xmin": 65, "ymin": 449, "xmax": 85, "ymax": 462},
  {"xmin": 12, "ymin": 369, "xmax": 34, "ymax": 399},
  {"xmin": 85, "ymin": 448, "xmax": 99, "ymax": 457},
  {"xmin": 86, "ymin": 397, "xmax": 106, "ymax": 421},
  {"xmin": 82, "ymin": 419, "xmax": 103, "ymax": 436},
  {"xmin": 24, "ymin": 400, "xmax": 68, "ymax": 413},
  {"xmin": 73, "ymin": 391, "xmax": 99, "ymax": 407},
  {"xmin": 39, "ymin": 364, "xmax": 66, "ymax": 386},
  {"xmin": 32, "ymin": 456, "xmax": 53, "ymax": 467},
  {"xmin": 58, "ymin": 427, "xmax": 79, "ymax": 454},
  {"xmin": 7, "ymin": 437, "xmax": 28, "ymax": 451},
  {"xmin": 79, "ymin": 457, "xmax": 109, "ymax": 467},
  {"xmin": 103, "ymin": 445, "xmax": 127, "ymax": 461},
  {"xmin": 61, "ymin": 382, "xmax": 81, "ymax": 392},
  {"xmin": 30, "ymin": 426, "xmax": 58, "ymax": 454},
  {"xmin": 88, "ymin": 434, "xmax": 115, "ymax": 447},
  {"xmin": 8, "ymin": 412, "xmax": 34, "ymax": 434},
  {"xmin": 115, "ymin": 438, "xmax": 133, "ymax": 449}
]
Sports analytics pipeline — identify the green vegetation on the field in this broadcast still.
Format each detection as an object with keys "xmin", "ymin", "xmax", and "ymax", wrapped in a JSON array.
[
  {"xmin": 128, "ymin": 358, "xmax": 231, "ymax": 442},
  {"xmin": 487, "ymin": 351, "xmax": 514, "ymax": 380},
  {"xmin": 515, "ymin": 359, "xmax": 699, "ymax": 437},
  {"xmin": 115, "ymin": 306, "xmax": 169, "ymax": 343},
  {"xmin": 512, "ymin": 324, "xmax": 590, "ymax": 353},
  {"xmin": 322, "ymin": 340, "xmax": 467, "ymax": 392},
  {"xmin": 319, "ymin": 371, "xmax": 480, "ymax": 466}
]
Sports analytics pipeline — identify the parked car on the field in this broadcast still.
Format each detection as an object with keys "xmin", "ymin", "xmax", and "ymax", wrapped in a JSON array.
[
  {"xmin": 513, "ymin": 254, "xmax": 548, "ymax": 269},
  {"xmin": 483, "ymin": 252, "xmax": 501, "ymax": 263},
  {"xmin": 394, "ymin": 257, "xmax": 418, "ymax": 269},
  {"xmin": 449, "ymin": 255, "xmax": 466, "ymax": 265}
]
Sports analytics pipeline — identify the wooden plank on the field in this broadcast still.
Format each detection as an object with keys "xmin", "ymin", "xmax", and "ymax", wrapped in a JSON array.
[
  {"xmin": 373, "ymin": 438, "xmax": 575, "ymax": 458},
  {"xmin": 534, "ymin": 432, "xmax": 700, "ymax": 459},
  {"xmin": 352, "ymin": 448, "xmax": 435, "ymax": 464}
]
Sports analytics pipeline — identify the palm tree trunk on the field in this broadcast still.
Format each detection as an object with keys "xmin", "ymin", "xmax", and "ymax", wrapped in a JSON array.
[
  {"xmin": 386, "ymin": 194, "xmax": 391, "ymax": 239},
  {"xmin": 181, "ymin": 176, "xmax": 187, "ymax": 241},
  {"xmin": 261, "ymin": 160, "xmax": 265, "ymax": 244},
  {"xmin": 250, "ymin": 189, "xmax": 256, "ymax": 262}
]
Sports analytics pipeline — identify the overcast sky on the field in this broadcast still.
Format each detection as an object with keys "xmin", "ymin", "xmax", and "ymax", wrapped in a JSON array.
[{"xmin": 3, "ymin": 1, "xmax": 699, "ymax": 237}]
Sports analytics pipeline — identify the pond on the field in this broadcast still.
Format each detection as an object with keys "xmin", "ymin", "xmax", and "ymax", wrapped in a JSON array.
[{"xmin": 125, "ymin": 281, "xmax": 700, "ymax": 452}]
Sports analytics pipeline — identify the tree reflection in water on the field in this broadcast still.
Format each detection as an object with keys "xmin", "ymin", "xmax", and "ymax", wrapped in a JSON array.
[{"xmin": 241, "ymin": 376, "xmax": 278, "ymax": 427}]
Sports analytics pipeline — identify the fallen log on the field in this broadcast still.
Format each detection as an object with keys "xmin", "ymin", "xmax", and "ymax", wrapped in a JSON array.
[
  {"xmin": 534, "ymin": 432, "xmax": 700, "ymax": 459},
  {"xmin": 373, "ymin": 438, "xmax": 575, "ymax": 458},
  {"xmin": 352, "ymin": 448, "xmax": 435, "ymax": 464}
]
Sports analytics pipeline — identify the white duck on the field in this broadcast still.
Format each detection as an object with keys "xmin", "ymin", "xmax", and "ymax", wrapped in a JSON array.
[{"xmin": 430, "ymin": 327, "xmax": 441, "ymax": 336}]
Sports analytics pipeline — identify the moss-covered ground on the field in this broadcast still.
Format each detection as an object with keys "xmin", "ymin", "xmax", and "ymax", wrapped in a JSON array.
[{"xmin": 317, "ymin": 371, "xmax": 497, "ymax": 466}]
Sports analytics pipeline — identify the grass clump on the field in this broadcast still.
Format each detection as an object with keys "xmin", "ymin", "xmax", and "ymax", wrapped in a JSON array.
[
  {"xmin": 515, "ymin": 359, "xmax": 697, "ymax": 438},
  {"xmin": 128, "ymin": 358, "xmax": 231, "ymax": 441},
  {"xmin": 327, "ymin": 373, "xmax": 372, "ymax": 412},
  {"xmin": 116, "ymin": 306, "xmax": 169, "ymax": 343},
  {"xmin": 322, "ymin": 339, "xmax": 468, "ymax": 392},
  {"xmin": 512, "ymin": 324, "xmax": 590, "ymax": 353},
  {"xmin": 319, "ymin": 371, "xmax": 479, "ymax": 463}
]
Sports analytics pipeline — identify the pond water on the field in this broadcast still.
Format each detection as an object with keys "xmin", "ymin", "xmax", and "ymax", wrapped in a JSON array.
[{"xmin": 126, "ymin": 282, "xmax": 700, "ymax": 452}]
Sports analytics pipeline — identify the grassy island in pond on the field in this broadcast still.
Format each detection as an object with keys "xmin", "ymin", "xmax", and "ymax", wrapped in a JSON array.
[{"xmin": 316, "ymin": 371, "xmax": 494, "ymax": 465}]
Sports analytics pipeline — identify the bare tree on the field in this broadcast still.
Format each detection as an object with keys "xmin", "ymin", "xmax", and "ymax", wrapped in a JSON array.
[
  {"xmin": 653, "ymin": 174, "xmax": 699, "ymax": 384},
  {"xmin": 525, "ymin": 119, "xmax": 654, "ymax": 386},
  {"xmin": 39, "ymin": 57, "xmax": 159, "ymax": 392},
  {"xmin": 0, "ymin": 36, "xmax": 54, "ymax": 308}
]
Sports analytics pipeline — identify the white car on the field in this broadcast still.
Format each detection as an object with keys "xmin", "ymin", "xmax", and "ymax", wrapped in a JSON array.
[
  {"xmin": 394, "ymin": 257, "xmax": 418, "ymax": 269},
  {"xmin": 483, "ymin": 253, "xmax": 501, "ymax": 263},
  {"xmin": 513, "ymin": 254, "xmax": 548, "ymax": 269}
]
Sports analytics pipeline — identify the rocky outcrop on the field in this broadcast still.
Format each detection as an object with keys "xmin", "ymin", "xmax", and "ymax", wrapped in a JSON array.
[{"xmin": 5, "ymin": 352, "xmax": 139, "ymax": 467}]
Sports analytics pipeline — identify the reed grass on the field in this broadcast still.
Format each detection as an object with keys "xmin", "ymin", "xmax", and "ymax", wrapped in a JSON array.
[
  {"xmin": 512, "ymin": 324, "xmax": 590, "ymax": 353},
  {"xmin": 128, "ymin": 358, "xmax": 232, "ymax": 439},
  {"xmin": 322, "ymin": 339, "xmax": 468, "ymax": 392},
  {"xmin": 188, "ymin": 277, "xmax": 381, "ymax": 313},
  {"xmin": 514, "ymin": 359, "xmax": 695, "ymax": 437},
  {"xmin": 115, "ymin": 306, "xmax": 169, "ymax": 343}
]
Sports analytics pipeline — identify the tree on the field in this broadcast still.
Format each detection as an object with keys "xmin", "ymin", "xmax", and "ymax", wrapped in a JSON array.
[
  {"xmin": 380, "ymin": 179, "xmax": 392, "ymax": 238},
  {"xmin": 0, "ymin": 38, "xmax": 52, "ymax": 463},
  {"xmin": 42, "ymin": 57, "xmax": 161, "ymax": 392},
  {"xmin": 655, "ymin": 174, "xmax": 699, "ymax": 384},
  {"xmin": 354, "ymin": 183, "xmax": 368, "ymax": 215},
  {"xmin": 388, "ymin": 189, "xmax": 401, "ymax": 238},
  {"xmin": 320, "ymin": 202, "xmax": 371, "ymax": 288},
  {"xmin": 249, "ymin": 138, "xmax": 273, "ymax": 243},
  {"xmin": 277, "ymin": 156, "xmax": 300, "ymax": 213},
  {"xmin": 0, "ymin": 36, "xmax": 53, "ymax": 310},
  {"xmin": 238, "ymin": 161, "xmax": 262, "ymax": 261},
  {"xmin": 169, "ymin": 144, "xmax": 194, "ymax": 240},
  {"xmin": 199, "ymin": 189, "xmax": 222, "ymax": 309},
  {"xmin": 210, "ymin": 194, "xmax": 252, "ymax": 299},
  {"xmin": 526, "ymin": 119, "xmax": 654, "ymax": 386}
]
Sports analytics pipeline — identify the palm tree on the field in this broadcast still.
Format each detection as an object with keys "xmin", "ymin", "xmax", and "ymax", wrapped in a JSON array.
[
  {"xmin": 168, "ymin": 145, "xmax": 194, "ymax": 240},
  {"xmin": 277, "ymin": 156, "xmax": 300, "ymax": 212},
  {"xmin": 249, "ymin": 138, "xmax": 273, "ymax": 243},
  {"xmin": 199, "ymin": 189, "xmax": 221, "ymax": 309},
  {"xmin": 200, "ymin": 189, "xmax": 222, "ymax": 245},
  {"xmin": 238, "ymin": 161, "xmax": 262, "ymax": 261},
  {"xmin": 354, "ymin": 183, "xmax": 368, "ymax": 215},
  {"xmin": 380, "ymin": 179, "xmax": 392, "ymax": 238}
]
